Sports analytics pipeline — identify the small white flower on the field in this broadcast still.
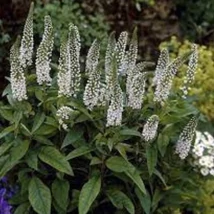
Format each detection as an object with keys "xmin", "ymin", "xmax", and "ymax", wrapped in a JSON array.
[
  {"xmin": 142, "ymin": 115, "xmax": 159, "ymax": 142},
  {"xmin": 56, "ymin": 106, "xmax": 73, "ymax": 130},
  {"xmin": 210, "ymin": 168, "xmax": 214, "ymax": 176},
  {"xmin": 191, "ymin": 131, "xmax": 214, "ymax": 176},
  {"xmin": 192, "ymin": 144, "xmax": 204, "ymax": 157},
  {"xmin": 200, "ymin": 168, "xmax": 209, "ymax": 176}
]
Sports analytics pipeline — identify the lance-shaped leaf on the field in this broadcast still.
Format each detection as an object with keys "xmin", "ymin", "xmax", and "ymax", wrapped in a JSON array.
[
  {"xmin": 106, "ymin": 189, "xmax": 135, "ymax": 214},
  {"xmin": 38, "ymin": 146, "xmax": 73, "ymax": 175},
  {"xmin": 78, "ymin": 175, "xmax": 101, "ymax": 214},
  {"xmin": 52, "ymin": 178, "xmax": 70, "ymax": 211},
  {"xmin": 106, "ymin": 156, "xmax": 146, "ymax": 194},
  {"xmin": 28, "ymin": 176, "xmax": 51, "ymax": 214}
]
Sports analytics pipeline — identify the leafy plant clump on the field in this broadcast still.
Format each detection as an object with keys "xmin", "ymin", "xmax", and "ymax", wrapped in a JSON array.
[{"xmin": 0, "ymin": 2, "xmax": 211, "ymax": 214}]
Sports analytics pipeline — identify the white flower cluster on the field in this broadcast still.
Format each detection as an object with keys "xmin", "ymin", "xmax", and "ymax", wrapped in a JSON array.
[
  {"xmin": 127, "ymin": 62, "xmax": 147, "ymax": 109},
  {"xmin": 105, "ymin": 34, "xmax": 124, "ymax": 127},
  {"xmin": 180, "ymin": 44, "xmax": 198, "ymax": 98},
  {"xmin": 105, "ymin": 33, "xmax": 116, "ymax": 101},
  {"xmin": 56, "ymin": 106, "xmax": 74, "ymax": 130},
  {"xmin": 124, "ymin": 31, "xmax": 148, "ymax": 110},
  {"xmin": 57, "ymin": 23, "xmax": 81, "ymax": 97},
  {"xmin": 36, "ymin": 15, "xmax": 54, "ymax": 86},
  {"xmin": 19, "ymin": 2, "xmax": 34, "ymax": 68},
  {"xmin": 111, "ymin": 30, "xmax": 138, "ymax": 77},
  {"xmin": 69, "ymin": 24, "xmax": 81, "ymax": 97},
  {"xmin": 83, "ymin": 39, "xmax": 103, "ymax": 110},
  {"xmin": 175, "ymin": 116, "xmax": 197, "ymax": 159},
  {"xmin": 85, "ymin": 39, "xmax": 100, "ymax": 75},
  {"xmin": 154, "ymin": 53, "xmax": 184, "ymax": 105},
  {"xmin": 115, "ymin": 31, "xmax": 128, "ymax": 75},
  {"xmin": 126, "ymin": 28, "xmax": 138, "ymax": 75},
  {"xmin": 106, "ymin": 84, "xmax": 123, "ymax": 127},
  {"xmin": 58, "ymin": 41, "xmax": 71, "ymax": 96},
  {"xmin": 142, "ymin": 115, "xmax": 159, "ymax": 142},
  {"xmin": 192, "ymin": 131, "xmax": 214, "ymax": 176},
  {"xmin": 153, "ymin": 48, "xmax": 169, "ymax": 86},
  {"xmin": 10, "ymin": 38, "xmax": 28, "ymax": 101}
]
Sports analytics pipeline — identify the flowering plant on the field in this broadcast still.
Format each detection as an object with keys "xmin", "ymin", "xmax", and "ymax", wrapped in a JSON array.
[{"xmin": 0, "ymin": 3, "xmax": 210, "ymax": 214}]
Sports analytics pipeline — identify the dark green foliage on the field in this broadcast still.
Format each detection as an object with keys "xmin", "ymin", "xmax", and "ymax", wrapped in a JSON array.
[
  {"xmin": 175, "ymin": 0, "xmax": 214, "ymax": 41},
  {"xmin": 34, "ymin": 0, "xmax": 110, "ymax": 51}
]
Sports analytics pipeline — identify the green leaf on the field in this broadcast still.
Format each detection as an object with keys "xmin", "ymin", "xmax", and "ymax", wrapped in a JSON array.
[
  {"xmin": 34, "ymin": 124, "xmax": 57, "ymax": 136},
  {"xmin": 146, "ymin": 145, "xmax": 157, "ymax": 176},
  {"xmin": 115, "ymin": 143, "xmax": 128, "ymax": 160},
  {"xmin": 2, "ymin": 84, "xmax": 12, "ymax": 97},
  {"xmin": 69, "ymin": 101, "xmax": 93, "ymax": 121},
  {"xmin": 14, "ymin": 202, "xmax": 31, "ymax": 214},
  {"xmin": 106, "ymin": 189, "xmax": 135, "ymax": 214},
  {"xmin": 13, "ymin": 111, "xmax": 23, "ymax": 129},
  {"xmin": 61, "ymin": 128, "xmax": 83, "ymax": 149},
  {"xmin": 31, "ymin": 112, "xmax": 46, "ymax": 133},
  {"xmin": 157, "ymin": 134, "xmax": 169, "ymax": 157},
  {"xmin": 105, "ymin": 156, "xmax": 129, "ymax": 172},
  {"xmin": 25, "ymin": 151, "xmax": 38, "ymax": 170},
  {"xmin": 28, "ymin": 176, "xmax": 51, "ymax": 214},
  {"xmin": 135, "ymin": 187, "xmax": 151, "ymax": 214},
  {"xmin": 52, "ymin": 200, "xmax": 66, "ymax": 214},
  {"xmin": 38, "ymin": 146, "xmax": 73, "ymax": 175},
  {"xmin": 20, "ymin": 123, "xmax": 31, "ymax": 137},
  {"xmin": 0, "ymin": 139, "xmax": 30, "ymax": 177},
  {"xmin": 90, "ymin": 157, "xmax": 102, "ymax": 165},
  {"xmin": 151, "ymin": 189, "xmax": 163, "ymax": 212},
  {"xmin": 125, "ymin": 168, "xmax": 146, "ymax": 195},
  {"xmin": 78, "ymin": 175, "xmax": 101, "ymax": 214},
  {"xmin": 35, "ymin": 89, "xmax": 44, "ymax": 102},
  {"xmin": 119, "ymin": 129, "xmax": 142, "ymax": 138},
  {"xmin": 10, "ymin": 139, "xmax": 30, "ymax": 162},
  {"xmin": 106, "ymin": 156, "xmax": 146, "ymax": 195},
  {"xmin": 0, "ymin": 125, "xmax": 15, "ymax": 139},
  {"xmin": 0, "ymin": 108, "xmax": 13, "ymax": 121},
  {"xmin": 33, "ymin": 136, "xmax": 53, "ymax": 145},
  {"xmin": 52, "ymin": 178, "xmax": 70, "ymax": 211},
  {"xmin": 153, "ymin": 169, "xmax": 167, "ymax": 187},
  {"xmin": 0, "ymin": 141, "xmax": 13, "ymax": 157},
  {"xmin": 66, "ymin": 146, "xmax": 94, "ymax": 160}
]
